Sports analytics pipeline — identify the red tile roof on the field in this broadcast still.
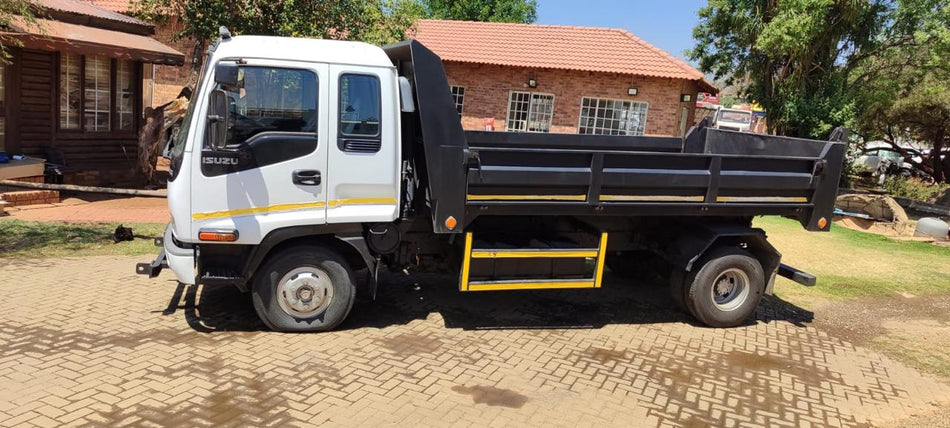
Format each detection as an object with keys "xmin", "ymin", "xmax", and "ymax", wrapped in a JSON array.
[
  {"xmin": 9, "ymin": 16, "xmax": 183, "ymax": 64},
  {"xmin": 413, "ymin": 19, "xmax": 715, "ymax": 91},
  {"xmin": 80, "ymin": 0, "xmax": 131, "ymax": 13},
  {"xmin": 35, "ymin": 0, "xmax": 146, "ymax": 26}
]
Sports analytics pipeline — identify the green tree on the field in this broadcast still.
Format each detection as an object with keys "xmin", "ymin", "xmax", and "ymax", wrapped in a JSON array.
[
  {"xmin": 422, "ymin": 0, "xmax": 537, "ymax": 23},
  {"xmin": 851, "ymin": 0, "xmax": 950, "ymax": 182},
  {"xmin": 0, "ymin": 0, "xmax": 39, "ymax": 63},
  {"xmin": 689, "ymin": 0, "xmax": 888, "ymax": 138},
  {"xmin": 134, "ymin": 0, "xmax": 424, "ymax": 46}
]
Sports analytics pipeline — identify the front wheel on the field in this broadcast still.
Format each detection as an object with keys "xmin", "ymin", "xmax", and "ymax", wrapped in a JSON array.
[
  {"xmin": 251, "ymin": 245, "xmax": 356, "ymax": 332},
  {"xmin": 684, "ymin": 247, "xmax": 765, "ymax": 327}
]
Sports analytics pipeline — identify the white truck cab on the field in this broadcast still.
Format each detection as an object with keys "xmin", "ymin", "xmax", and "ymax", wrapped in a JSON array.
[
  {"xmin": 713, "ymin": 108, "xmax": 753, "ymax": 132},
  {"xmin": 160, "ymin": 35, "xmax": 401, "ymax": 286}
]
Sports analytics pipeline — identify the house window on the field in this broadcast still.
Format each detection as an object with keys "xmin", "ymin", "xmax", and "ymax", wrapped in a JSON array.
[
  {"xmin": 578, "ymin": 97, "xmax": 648, "ymax": 136},
  {"xmin": 60, "ymin": 53, "xmax": 81, "ymax": 129},
  {"xmin": 84, "ymin": 55, "xmax": 111, "ymax": 131},
  {"xmin": 506, "ymin": 91, "xmax": 554, "ymax": 132},
  {"xmin": 116, "ymin": 60, "xmax": 134, "ymax": 130},
  {"xmin": 450, "ymin": 85, "xmax": 465, "ymax": 115},
  {"xmin": 60, "ymin": 53, "xmax": 137, "ymax": 132}
]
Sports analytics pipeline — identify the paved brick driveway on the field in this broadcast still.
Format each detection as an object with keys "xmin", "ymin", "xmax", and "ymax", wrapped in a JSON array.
[{"xmin": 1, "ymin": 256, "xmax": 948, "ymax": 427}]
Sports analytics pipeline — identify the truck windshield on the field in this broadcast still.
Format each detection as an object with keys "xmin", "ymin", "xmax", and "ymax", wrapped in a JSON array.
[
  {"xmin": 168, "ymin": 55, "xmax": 211, "ymax": 180},
  {"xmin": 720, "ymin": 111, "xmax": 752, "ymax": 124}
]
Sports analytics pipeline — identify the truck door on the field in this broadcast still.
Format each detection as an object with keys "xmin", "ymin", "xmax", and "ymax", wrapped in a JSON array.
[
  {"xmin": 326, "ymin": 65, "xmax": 400, "ymax": 224},
  {"xmin": 190, "ymin": 60, "xmax": 330, "ymax": 243}
]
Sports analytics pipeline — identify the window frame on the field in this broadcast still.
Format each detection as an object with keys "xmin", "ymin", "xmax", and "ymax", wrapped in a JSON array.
[
  {"xmin": 337, "ymin": 72, "xmax": 382, "ymax": 139},
  {"xmin": 58, "ymin": 52, "xmax": 83, "ymax": 131},
  {"xmin": 450, "ymin": 85, "xmax": 465, "ymax": 116},
  {"xmin": 115, "ymin": 59, "xmax": 135, "ymax": 131},
  {"xmin": 210, "ymin": 64, "xmax": 321, "ymax": 149},
  {"xmin": 577, "ymin": 96, "xmax": 649, "ymax": 136},
  {"xmin": 83, "ymin": 54, "xmax": 112, "ymax": 133},
  {"xmin": 56, "ymin": 53, "xmax": 139, "ymax": 135},
  {"xmin": 0, "ymin": 62, "xmax": 5, "ymax": 151},
  {"xmin": 505, "ymin": 90, "xmax": 556, "ymax": 133}
]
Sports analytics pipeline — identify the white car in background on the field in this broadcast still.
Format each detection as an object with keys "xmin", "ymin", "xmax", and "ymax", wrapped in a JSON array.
[
  {"xmin": 854, "ymin": 141, "xmax": 919, "ymax": 177},
  {"xmin": 713, "ymin": 108, "xmax": 754, "ymax": 132}
]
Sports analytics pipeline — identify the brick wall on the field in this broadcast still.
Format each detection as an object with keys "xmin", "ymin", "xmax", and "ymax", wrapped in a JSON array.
[
  {"xmin": 0, "ymin": 190, "xmax": 60, "ymax": 207},
  {"xmin": 445, "ymin": 62, "xmax": 699, "ymax": 137},
  {"xmin": 149, "ymin": 17, "xmax": 201, "ymax": 107}
]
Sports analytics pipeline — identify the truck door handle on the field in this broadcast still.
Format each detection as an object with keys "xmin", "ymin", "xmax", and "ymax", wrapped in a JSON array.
[{"xmin": 292, "ymin": 170, "xmax": 321, "ymax": 186}]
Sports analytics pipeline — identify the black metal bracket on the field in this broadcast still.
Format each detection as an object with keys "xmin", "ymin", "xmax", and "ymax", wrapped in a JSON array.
[
  {"xmin": 778, "ymin": 263, "xmax": 817, "ymax": 286},
  {"xmin": 136, "ymin": 250, "xmax": 168, "ymax": 278}
]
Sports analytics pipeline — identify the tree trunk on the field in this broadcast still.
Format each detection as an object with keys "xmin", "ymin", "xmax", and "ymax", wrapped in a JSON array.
[{"xmin": 934, "ymin": 129, "xmax": 946, "ymax": 183}]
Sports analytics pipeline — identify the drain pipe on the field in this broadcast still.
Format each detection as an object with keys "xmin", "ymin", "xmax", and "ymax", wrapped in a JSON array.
[{"xmin": 0, "ymin": 180, "xmax": 166, "ymax": 198}]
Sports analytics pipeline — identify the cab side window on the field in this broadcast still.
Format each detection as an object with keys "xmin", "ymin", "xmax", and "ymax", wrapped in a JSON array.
[
  {"xmin": 217, "ymin": 67, "xmax": 318, "ymax": 147},
  {"xmin": 339, "ymin": 74, "xmax": 381, "ymax": 137}
]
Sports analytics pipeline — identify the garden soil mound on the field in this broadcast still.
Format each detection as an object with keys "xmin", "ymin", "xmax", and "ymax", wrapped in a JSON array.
[{"xmin": 834, "ymin": 194, "xmax": 911, "ymax": 236}]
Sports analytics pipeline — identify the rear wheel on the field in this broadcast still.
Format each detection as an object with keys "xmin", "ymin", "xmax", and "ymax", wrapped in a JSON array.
[
  {"xmin": 684, "ymin": 247, "xmax": 764, "ymax": 327},
  {"xmin": 251, "ymin": 245, "xmax": 356, "ymax": 332}
]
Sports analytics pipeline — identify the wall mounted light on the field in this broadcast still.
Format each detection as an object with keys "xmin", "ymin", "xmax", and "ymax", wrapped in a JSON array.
[
  {"xmin": 681, "ymin": 94, "xmax": 693, "ymax": 102},
  {"xmin": 628, "ymin": 87, "xmax": 638, "ymax": 96},
  {"xmin": 527, "ymin": 78, "xmax": 538, "ymax": 88}
]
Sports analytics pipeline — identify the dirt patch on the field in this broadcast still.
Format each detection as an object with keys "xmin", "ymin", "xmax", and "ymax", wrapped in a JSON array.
[
  {"xmin": 814, "ymin": 294, "xmax": 950, "ymax": 379},
  {"xmin": 376, "ymin": 333, "xmax": 443, "ymax": 357},
  {"xmin": 584, "ymin": 346, "xmax": 627, "ymax": 363},
  {"xmin": 814, "ymin": 294, "xmax": 950, "ymax": 345},
  {"xmin": 834, "ymin": 216, "xmax": 915, "ymax": 237},
  {"xmin": 723, "ymin": 350, "xmax": 828, "ymax": 386},
  {"xmin": 451, "ymin": 385, "xmax": 528, "ymax": 408}
]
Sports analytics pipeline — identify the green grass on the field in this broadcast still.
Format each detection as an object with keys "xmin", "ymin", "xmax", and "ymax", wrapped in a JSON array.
[
  {"xmin": 0, "ymin": 220, "xmax": 165, "ymax": 258},
  {"xmin": 753, "ymin": 216, "xmax": 950, "ymax": 301}
]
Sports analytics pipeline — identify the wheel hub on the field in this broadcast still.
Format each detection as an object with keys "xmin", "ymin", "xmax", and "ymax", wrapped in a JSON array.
[
  {"xmin": 710, "ymin": 268, "xmax": 750, "ymax": 312},
  {"xmin": 276, "ymin": 267, "xmax": 333, "ymax": 318}
]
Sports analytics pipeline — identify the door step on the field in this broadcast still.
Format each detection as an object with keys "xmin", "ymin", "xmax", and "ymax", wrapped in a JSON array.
[{"xmin": 459, "ymin": 232, "xmax": 608, "ymax": 292}]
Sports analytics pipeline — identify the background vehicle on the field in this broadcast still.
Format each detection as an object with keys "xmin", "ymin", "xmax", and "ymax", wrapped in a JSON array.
[
  {"xmin": 137, "ymin": 32, "xmax": 844, "ymax": 332},
  {"xmin": 713, "ymin": 108, "xmax": 753, "ymax": 132},
  {"xmin": 855, "ymin": 141, "xmax": 914, "ymax": 177}
]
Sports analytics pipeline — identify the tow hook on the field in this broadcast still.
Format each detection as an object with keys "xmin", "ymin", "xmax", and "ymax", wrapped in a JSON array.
[{"xmin": 136, "ymin": 250, "xmax": 168, "ymax": 278}]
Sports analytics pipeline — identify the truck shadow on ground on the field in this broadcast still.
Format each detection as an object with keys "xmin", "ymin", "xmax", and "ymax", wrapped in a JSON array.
[{"xmin": 170, "ymin": 271, "xmax": 814, "ymax": 333}]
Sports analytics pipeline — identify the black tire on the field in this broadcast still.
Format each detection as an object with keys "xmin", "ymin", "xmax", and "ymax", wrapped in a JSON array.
[
  {"xmin": 251, "ymin": 244, "xmax": 356, "ymax": 332},
  {"xmin": 683, "ymin": 247, "xmax": 764, "ymax": 327}
]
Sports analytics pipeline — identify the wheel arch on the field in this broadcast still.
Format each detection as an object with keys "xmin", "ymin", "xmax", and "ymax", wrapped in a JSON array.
[
  {"xmin": 241, "ymin": 224, "xmax": 377, "ymax": 293},
  {"xmin": 668, "ymin": 224, "xmax": 781, "ymax": 295}
]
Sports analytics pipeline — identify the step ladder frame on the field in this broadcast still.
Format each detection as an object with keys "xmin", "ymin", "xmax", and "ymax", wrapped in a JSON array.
[{"xmin": 459, "ymin": 232, "xmax": 609, "ymax": 292}]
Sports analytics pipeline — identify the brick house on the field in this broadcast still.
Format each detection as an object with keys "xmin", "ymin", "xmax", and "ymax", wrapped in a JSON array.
[
  {"xmin": 413, "ymin": 20, "xmax": 716, "ymax": 137},
  {"xmin": 0, "ymin": 0, "xmax": 184, "ymax": 186},
  {"xmin": 69, "ymin": 5, "xmax": 717, "ymax": 138}
]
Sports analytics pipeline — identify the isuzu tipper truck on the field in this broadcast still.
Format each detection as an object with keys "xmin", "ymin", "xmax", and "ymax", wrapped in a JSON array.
[{"xmin": 137, "ymin": 30, "xmax": 845, "ymax": 332}]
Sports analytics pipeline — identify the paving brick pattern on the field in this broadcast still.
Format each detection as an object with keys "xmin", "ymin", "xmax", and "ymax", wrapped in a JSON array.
[{"xmin": 1, "ymin": 256, "xmax": 948, "ymax": 427}]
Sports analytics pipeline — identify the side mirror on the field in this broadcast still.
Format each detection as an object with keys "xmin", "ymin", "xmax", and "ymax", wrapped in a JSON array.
[
  {"xmin": 207, "ymin": 89, "xmax": 229, "ymax": 149},
  {"xmin": 214, "ymin": 62, "xmax": 240, "ymax": 88}
]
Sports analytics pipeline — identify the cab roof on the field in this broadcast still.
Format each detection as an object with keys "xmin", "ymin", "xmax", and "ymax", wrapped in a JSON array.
[{"xmin": 212, "ymin": 35, "xmax": 394, "ymax": 69}]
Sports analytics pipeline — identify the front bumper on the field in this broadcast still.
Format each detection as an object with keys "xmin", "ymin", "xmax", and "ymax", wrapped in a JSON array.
[{"xmin": 136, "ymin": 224, "xmax": 196, "ymax": 285}]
